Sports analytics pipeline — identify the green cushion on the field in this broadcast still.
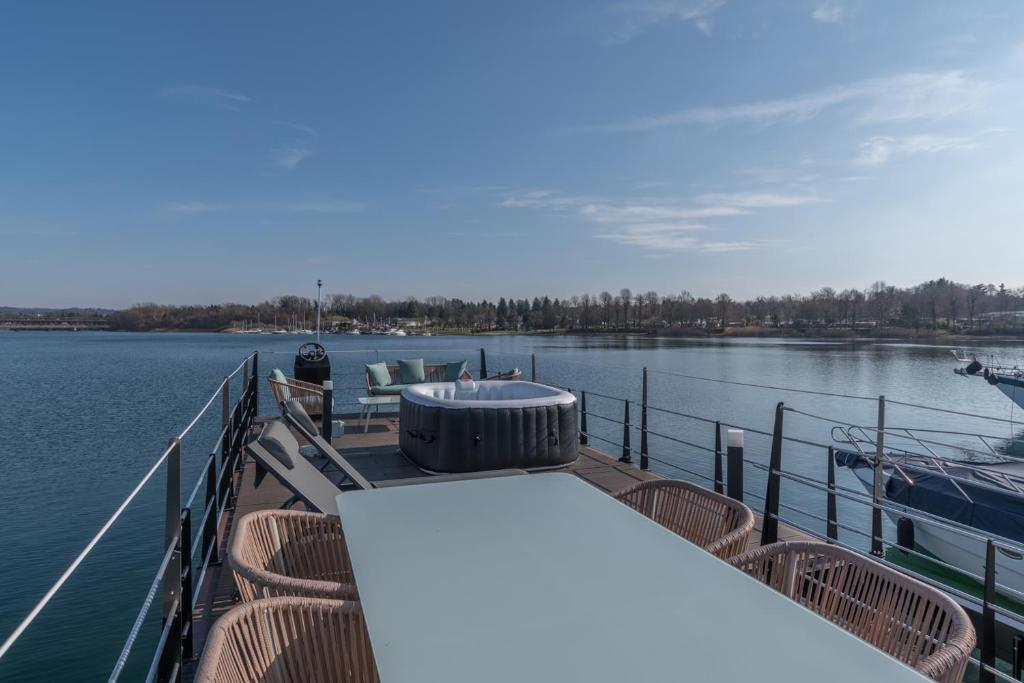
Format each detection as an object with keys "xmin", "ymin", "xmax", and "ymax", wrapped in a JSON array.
[
  {"xmin": 269, "ymin": 368, "xmax": 291, "ymax": 400},
  {"xmin": 365, "ymin": 362, "xmax": 392, "ymax": 388},
  {"xmin": 370, "ymin": 384, "xmax": 408, "ymax": 395},
  {"xmin": 398, "ymin": 358, "xmax": 425, "ymax": 384},
  {"xmin": 444, "ymin": 360, "xmax": 468, "ymax": 381}
]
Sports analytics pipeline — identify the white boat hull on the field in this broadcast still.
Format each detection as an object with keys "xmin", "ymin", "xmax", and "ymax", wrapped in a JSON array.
[
  {"xmin": 997, "ymin": 379, "xmax": 1024, "ymax": 411},
  {"xmin": 888, "ymin": 510, "xmax": 1024, "ymax": 596}
]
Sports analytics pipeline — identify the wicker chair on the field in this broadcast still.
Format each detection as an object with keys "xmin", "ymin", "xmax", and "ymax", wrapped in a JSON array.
[
  {"xmin": 193, "ymin": 597, "xmax": 379, "ymax": 682},
  {"xmin": 229, "ymin": 510, "xmax": 358, "ymax": 601},
  {"xmin": 612, "ymin": 479, "xmax": 755, "ymax": 559},
  {"xmin": 268, "ymin": 373, "xmax": 327, "ymax": 416},
  {"xmin": 729, "ymin": 541, "xmax": 975, "ymax": 683}
]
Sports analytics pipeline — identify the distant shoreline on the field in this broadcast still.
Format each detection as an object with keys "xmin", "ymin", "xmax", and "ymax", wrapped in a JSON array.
[{"xmin": 7, "ymin": 326, "xmax": 1024, "ymax": 344}]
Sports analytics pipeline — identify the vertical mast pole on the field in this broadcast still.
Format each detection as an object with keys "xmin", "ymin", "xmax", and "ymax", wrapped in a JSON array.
[{"xmin": 316, "ymin": 279, "xmax": 323, "ymax": 344}]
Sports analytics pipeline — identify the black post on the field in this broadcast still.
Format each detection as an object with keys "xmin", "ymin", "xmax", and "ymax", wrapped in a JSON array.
[
  {"xmin": 579, "ymin": 391, "xmax": 589, "ymax": 445},
  {"xmin": 179, "ymin": 507, "xmax": 194, "ymax": 660},
  {"xmin": 640, "ymin": 368, "xmax": 649, "ymax": 471},
  {"xmin": 981, "ymin": 539, "xmax": 996, "ymax": 683},
  {"xmin": 321, "ymin": 380, "xmax": 334, "ymax": 441},
  {"xmin": 220, "ymin": 377, "xmax": 230, "ymax": 504},
  {"xmin": 826, "ymin": 446, "xmax": 838, "ymax": 542},
  {"xmin": 619, "ymin": 400, "xmax": 632, "ymax": 464},
  {"xmin": 726, "ymin": 430, "xmax": 744, "ymax": 502},
  {"xmin": 479, "ymin": 348, "xmax": 487, "ymax": 379},
  {"xmin": 760, "ymin": 402, "xmax": 785, "ymax": 546},
  {"xmin": 713, "ymin": 421, "xmax": 723, "ymax": 494},
  {"xmin": 531, "ymin": 353, "xmax": 537, "ymax": 382},
  {"xmin": 251, "ymin": 352, "xmax": 259, "ymax": 415},
  {"xmin": 871, "ymin": 395, "xmax": 886, "ymax": 556},
  {"xmin": 159, "ymin": 437, "xmax": 182, "ymax": 683},
  {"xmin": 203, "ymin": 452, "xmax": 219, "ymax": 566},
  {"xmin": 1013, "ymin": 634, "xmax": 1023, "ymax": 681}
]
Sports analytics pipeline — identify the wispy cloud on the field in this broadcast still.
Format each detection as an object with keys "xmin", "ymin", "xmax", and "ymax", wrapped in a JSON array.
[
  {"xmin": 811, "ymin": 1, "xmax": 846, "ymax": 23},
  {"xmin": 273, "ymin": 120, "xmax": 319, "ymax": 137},
  {"xmin": 594, "ymin": 228, "xmax": 758, "ymax": 252},
  {"xmin": 271, "ymin": 144, "xmax": 314, "ymax": 171},
  {"xmin": 694, "ymin": 192, "xmax": 824, "ymax": 208},
  {"xmin": 594, "ymin": 0, "xmax": 727, "ymax": 44},
  {"xmin": 579, "ymin": 202, "xmax": 744, "ymax": 223},
  {"xmin": 501, "ymin": 189, "xmax": 817, "ymax": 254},
  {"xmin": 499, "ymin": 190, "xmax": 593, "ymax": 209},
  {"xmin": 158, "ymin": 85, "xmax": 252, "ymax": 110},
  {"xmin": 574, "ymin": 70, "xmax": 992, "ymax": 132},
  {"xmin": 853, "ymin": 134, "xmax": 977, "ymax": 166}
]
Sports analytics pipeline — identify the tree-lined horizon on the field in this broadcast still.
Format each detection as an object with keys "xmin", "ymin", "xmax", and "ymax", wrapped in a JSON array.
[{"xmin": 102, "ymin": 278, "xmax": 1024, "ymax": 333}]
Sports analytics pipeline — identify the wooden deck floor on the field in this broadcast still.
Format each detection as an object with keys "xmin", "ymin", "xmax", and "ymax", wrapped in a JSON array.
[{"xmin": 185, "ymin": 410, "xmax": 810, "ymax": 677}]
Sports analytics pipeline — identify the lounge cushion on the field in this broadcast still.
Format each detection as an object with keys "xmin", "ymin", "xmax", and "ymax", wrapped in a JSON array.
[
  {"xmin": 399, "ymin": 358, "xmax": 425, "ymax": 384},
  {"xmin": 444, "ymin": 360, "xmax": 468, "ymax": 381},
  {"xmin": 259, "ymin": 420, "xmax": 299, "ymax": 469},
  {"xmin": 284, "ymin": 398, "xmax": 319, "ymax": 436},
  {"xmin": 365, "ymin": 362, "xmax": 392, "ymax": 388},
  {"xmin": 370, "ymin": 384, "xmax": 408, "ymax": 396},
  {"xmin": 270, "ymin": 368, "xmax": 291, "ymax": 400}
]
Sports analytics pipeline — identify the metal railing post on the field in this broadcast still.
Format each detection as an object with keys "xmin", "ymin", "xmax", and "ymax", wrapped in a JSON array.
[
  {"xmin": 531, "ymin": 353, "xmax": 536, "ymax": 382},
  {"xmin": 159, "ymin": 437, "xmax": 182, "ymax": 683},
  {"xmin": 713, "ymin": 421, "xmax": 723, "ymax": 495},
  {"xmin": 726, "ymin": 430, "xmax": 744, "ymax": 502},
  {"xmin": 251, "ymin": 351, "xmax": 258, "ymax": 413},
  {"xmin": 242, "ymin": 357, "xmax": 250, "ymax": 394},
  {"xmin": 619, "ymin": 400, "xmax": 632, "ymax": 464},
  {"xmin": 203, "ymin": 452, "xmax": 220, "ymax": 566},
  {"xmin": 321, "ymin": 380, "xmax": 334, "ymax": 442},
  {"xmin": 220, "ymin": 378, "xmax": 230, "ymax": 505},
  {"xmin": 640, "ymin": 368, "xmax": 649, "ymax": 470},
  {"xmin": 579, "ymin": 391, "xmax": 589, "ymax": 445},
  {"xmin": 232, "ymin": 400, "xmax": 243, "ymax": 473},
  {"xmin": 179, "ymin": 507, "xmax": 194, "ymax": 661},
  {"xmin": 826, "ymin": 446, "xmax": 838, "ymax": 542},
  {"xmin": 1013, "ymin": 634, "xmax": 1023, "ymax": 681},
  {"xmin": 760, "ymin": 402, "xmax": 784, "ymax": 546},
  {"xmin": 479, "ymin": 348, "xmax": 487, "ymax": 379},
  {"xmin": 981, "ymin": 539, "xmax": 996, "ymax": 683},
  {"xmin": 871, "ymin": 395, "xmax": 886, "ymax": 556}
]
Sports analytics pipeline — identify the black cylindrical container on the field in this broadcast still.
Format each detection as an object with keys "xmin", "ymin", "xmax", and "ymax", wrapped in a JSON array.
[{"xmin": 294, "ymin": 350, "xmax": 331, "ymax": 385}]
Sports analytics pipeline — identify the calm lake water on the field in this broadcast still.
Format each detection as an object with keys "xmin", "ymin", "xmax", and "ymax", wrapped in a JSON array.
[{"xmin": 1, "ymin": 331, "xmax": 1022, "ymax": 681}]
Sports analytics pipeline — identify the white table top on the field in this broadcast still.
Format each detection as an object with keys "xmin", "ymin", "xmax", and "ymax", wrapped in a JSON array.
[
  {"xmin": 358, "ymin": 395, "xmax": 401, "ymax": 405},
  {"xmin": 337, "ymin": 473, "xmax": 929, "ymax": 683}
]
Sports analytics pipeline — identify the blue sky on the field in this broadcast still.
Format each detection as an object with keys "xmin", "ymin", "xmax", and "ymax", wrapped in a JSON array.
[{"xmin": 2, "ymin": 1, "xmax": 1023, "ymax": 307}]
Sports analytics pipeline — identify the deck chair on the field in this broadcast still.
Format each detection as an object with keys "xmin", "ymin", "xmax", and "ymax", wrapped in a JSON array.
[
  {"xmin": 247, "ymin": 420, "xmax": 353, "ymax": 513},
  {"xmin": 282, "ymin": 399, "xmax": 372, "ymax": 490},
  {"xmin": 248, "ymin": 421, "xmax": 530, "ymax": 510}
]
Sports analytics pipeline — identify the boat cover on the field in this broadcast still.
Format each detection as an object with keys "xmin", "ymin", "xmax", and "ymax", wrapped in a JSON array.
[{"xmin": 835, "ymin": 449, "xmax": 1024, "ymax": 542}]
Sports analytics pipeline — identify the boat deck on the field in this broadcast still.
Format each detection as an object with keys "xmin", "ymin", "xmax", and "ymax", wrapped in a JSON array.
[{"xmin": 186, "ymin": 410, "xmax": 811, "ymax": 678}]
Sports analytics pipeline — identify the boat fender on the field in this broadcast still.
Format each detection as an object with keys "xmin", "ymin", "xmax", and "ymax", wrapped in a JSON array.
[
  {"xmin": 983, "ymin": 368, "xmax": 989, "ymax": 379},
  {"xmin": 896, "ymin": 517, "xmax": 914, "ymax": 550},
  {"xmin": 987, "ymin": 372, "xmax": 1000, "ymax": 386}
]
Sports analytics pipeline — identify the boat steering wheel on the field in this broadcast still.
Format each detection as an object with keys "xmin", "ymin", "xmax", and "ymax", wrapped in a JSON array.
[{"xmin": 298, "ymin": 342, "xmax": 327, "ymax": 362}]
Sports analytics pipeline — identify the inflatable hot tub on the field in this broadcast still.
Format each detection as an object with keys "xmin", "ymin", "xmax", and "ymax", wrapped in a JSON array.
[{"xmin": 399, "ymin": 381, "xmax": 578, "ymax": 473}]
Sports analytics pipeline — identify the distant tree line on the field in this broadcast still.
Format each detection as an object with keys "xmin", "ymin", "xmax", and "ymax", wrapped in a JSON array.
[{"xmin": 104, "ymin": 278, "xmax": 1024, "ymax": 334}]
